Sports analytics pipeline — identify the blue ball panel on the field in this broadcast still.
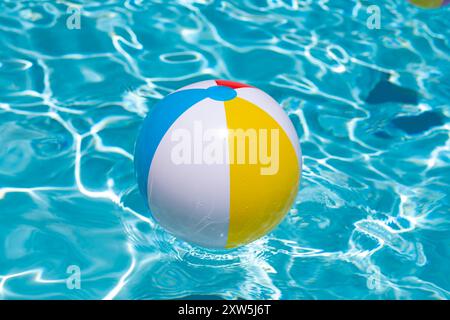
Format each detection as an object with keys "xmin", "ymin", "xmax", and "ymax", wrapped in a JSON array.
[{"xmin": 134, "ymin": 89, "xmax": 209, "ymax": 200}]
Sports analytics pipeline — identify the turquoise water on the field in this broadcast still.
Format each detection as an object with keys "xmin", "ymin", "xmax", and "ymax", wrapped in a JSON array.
[{"xmin": 0, "ymin": 0, "xmax": 449, "ymax": 300}]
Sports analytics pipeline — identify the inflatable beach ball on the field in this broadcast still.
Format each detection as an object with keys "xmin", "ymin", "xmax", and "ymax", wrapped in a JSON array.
[
  {"xmin": 409, "ymin": 0, "xmax": 449, "ymax": 8},
  {"xmin": 134, "ymin": 80, "xmax": 302, "ymax": 249}
]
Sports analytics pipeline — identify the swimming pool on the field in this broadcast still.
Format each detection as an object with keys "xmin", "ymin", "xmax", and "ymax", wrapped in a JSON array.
[{"xmin": 0, "ymin": 0, "xmax": 449, "ymax": 299}]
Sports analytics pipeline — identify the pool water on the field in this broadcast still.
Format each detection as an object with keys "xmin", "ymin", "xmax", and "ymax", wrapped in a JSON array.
[{"xmin": 0, "ymin": 0, "xmax": 449, "ymax": 299}]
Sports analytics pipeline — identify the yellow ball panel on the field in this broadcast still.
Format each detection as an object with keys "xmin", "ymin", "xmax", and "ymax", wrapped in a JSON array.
[{"xmin": 224, "ymin": 97, "xmax": 300, "ymax": 248}]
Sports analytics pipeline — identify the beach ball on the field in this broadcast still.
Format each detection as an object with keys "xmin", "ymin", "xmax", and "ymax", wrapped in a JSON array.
[
  {"xmin": 408, "ymin": 0, "xmax": 449, "ymax": 8},
  {"xmin": 134, "ymin": 80, "xmax": 302, "ymax": 249}
]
